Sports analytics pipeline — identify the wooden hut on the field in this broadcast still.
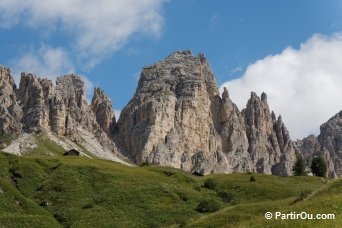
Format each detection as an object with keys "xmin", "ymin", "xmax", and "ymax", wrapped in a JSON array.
[{"xmin": 63, "ymin": 149, "xmax": 81, "ymax": 156}]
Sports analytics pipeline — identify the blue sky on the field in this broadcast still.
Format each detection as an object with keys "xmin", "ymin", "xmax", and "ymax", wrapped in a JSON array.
[{"xmin": 0, "ymin": 0, "xmax": 342, "ymax": 138}]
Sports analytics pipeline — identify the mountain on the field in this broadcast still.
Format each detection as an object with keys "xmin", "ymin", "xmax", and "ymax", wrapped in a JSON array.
[
  {"xmin": 0, "ymin": 51, "xmax": 341, "ymax": 177},
  {"xmin": 116, "ymin": 51, "xmax": 296, "ymax": 176},
  {"xmin": 296, "ymin": 111, "xmax": 342, "ymax": 178},
  {"xmin": 0, "ymin": 66, "xmax": 127, "ymax": 164}
]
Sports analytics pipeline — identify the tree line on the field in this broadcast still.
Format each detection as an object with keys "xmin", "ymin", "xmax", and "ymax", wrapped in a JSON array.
[{"xmin": 292, "ymin": 155, "xmax": 327, "ymax": 177}]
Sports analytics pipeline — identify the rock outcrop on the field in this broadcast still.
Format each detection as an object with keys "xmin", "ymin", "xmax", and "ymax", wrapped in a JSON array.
[
  {"xmin": 318, "ymin": 111, "xmax": 342, "ymax": 177},
  {"xmin": 91, "ymin": 87, "xmax": 116, "ymax": 134},
  {"xmin": 116, "ymin": 51, "xmax": 297, "ymax": 175},
  {"xmin": 54, "ymin": 74, "xmax": 101, "ymax": 141},
  {"xmin": 117, "ymin": 51, "xmax": 223, "ymax": 174},
  {"xmin": 218, "ymin": 87, "xmax": 253, "ymax": 173},
  {"xmin": 297, "ymin": 111, "xmax": 342, "ymax": 178},
  {"xmin": 242, "ymin": 92, "xmax": 297, "ymax": 176},
  {"xmin": 17, "ymin": 73, "xmax": 48, "ymax": 133},
  {"xmin": 0, "ymin": 68, "xmax": 125, "ymax": 163},
  {"xmin": 15, "ymin": 73, "xmax": 101, "ymax": 139},
  {"xmin": 296, "ymin": 135, "xmax": 337, "ymax": 178},
  {"xmin": 0, "ymin": 66, "xmax": 22, "ymax": 136}
]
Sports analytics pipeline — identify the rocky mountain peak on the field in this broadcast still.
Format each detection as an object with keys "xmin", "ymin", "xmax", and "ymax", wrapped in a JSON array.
[
  {"xmin": 222, "ymin": 87, "xmax": 229, "ymax": 100},
  {"xmin": 0, "ymin": 66, "xmax": 22, "ymax": 136},
  {"xmin": 117, "ymin": 52, "xmax": 296, "ymax": 175},
  {"xmin": 0, "ymin": 65, "xmax": 15, "ymax": 89},
  {"xmin": 0, "ymin": 67, "xmax": 125, "ymax": 162},
  {"xmin": 1, "ymin": 70, "xmax": 114, "ymax": 138},
  {"xmin": 261, "ymin": 92, "xmax": 267, "ymax": 102},
  {"xmin": 250, "ymin": 91, "xmax": 258, "ymax": 99},
  {"xmin": 243, "ymin": 92, "xmax": 296, "ymax": 175},
  {"xmin": 91, "ymin": 87, "xmax": 116, "ymax": 134},
  {"xmin": 117, "ymin": 50, "xmax": 222, "ymax": 172},
  {"xmin": 56, "ymin": 74, "xmax": 87, "ymax": 110},
  {"xmin": 166, "ymin": 50, "xmax": 193, "ymax": 58},
  {"xmin": 317, "ymin": 111, "xmax": 342, "ymax": 176},
  {"xmin": 18, "ymin": 73, "xmax": 41, "ymax": 101}
]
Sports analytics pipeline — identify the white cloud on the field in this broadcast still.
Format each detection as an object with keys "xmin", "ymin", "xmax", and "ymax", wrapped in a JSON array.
[
  {"xmin": 220, "ymin": 34, "xmax": 342, "ymax": 139},
  {"xmin": 11, "ymin": 45, "xmax": 75, "ymax": 82},
  {"xmin": 11, "ymin": 45, "xmax": 94, "ymax": 101},
  {"xmin": 0, "ymin": 0, "xmax": 166, "ymax": 66}
]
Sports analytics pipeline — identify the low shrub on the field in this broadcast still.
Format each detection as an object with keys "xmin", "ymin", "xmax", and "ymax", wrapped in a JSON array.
[
  {"xmin": 250, "ymin": 175, "xmax": 256, "ymax": 182},
  {"xmin": 203, "ymin": 178, "xmax": 217, "ymax": 190},
  {"xmin": 140, "ymin": 162, "xmax": 150, "ymax": 167},
  {"xmin": 196, "ymin": 199, "xmax": 221, "ymax": 213},
  {"xmin": 162, "ymin": 170, "xmax": 176, "ymax": 177},
  {"xmin": 217, "ymin": 191, "xmax": 233, "ymax": 203}
]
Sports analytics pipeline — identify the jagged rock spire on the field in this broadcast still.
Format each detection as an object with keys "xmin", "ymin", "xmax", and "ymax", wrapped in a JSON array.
[
  {"xmin": 243, "ymin": 92, "xmax": 296, "ymax": 175},
  {"xmin": 91, "ymin": 87, "xmax": 116, "ymax": 134},
  {"xmin": 0, "ymin": 66, "xmax": 22, "ymax": 136},
  {"xmin": 222, "ymin": 87, "xmax": 229, "ymax": 100}
]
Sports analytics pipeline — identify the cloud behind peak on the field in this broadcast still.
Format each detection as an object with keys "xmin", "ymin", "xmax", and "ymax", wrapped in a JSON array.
[{"xmin": 220, "ymin": 33, "xmax": 342, "ymax": 139}]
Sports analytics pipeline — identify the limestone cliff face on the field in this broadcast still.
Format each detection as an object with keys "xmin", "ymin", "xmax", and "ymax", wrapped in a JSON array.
[
  {"xmin": 242, "ymin": 92, "xmax": 296, "ymax": 176},
  {"xmin": 296, "ymin": 135, "xmax": 337, "ymax": 178},
  {"xmin": 91, "ymin": 87, "xmax": 116, "ymax": 134},
  {"xmin": 318, "ymin": 111, "xmax": 342, "ymax": 177},
  {"xmin": 16, "ymin": 73, "xmax": 100, "ymax": 139},
  {"xmin": 18, "ymin": 73, "xmax": 48, "ymax": 133},
  {"xmin": 116, "ymin": 51, "xmax": 223, "ymax": 174},
  {"xmin": 54, "ymin": 74, "xmax": 99, "ymax": 141},
  {"xmin": 0, "ymin": 66, "xmax": 22, "ymax": 136},
  {"xmin": 297, "ymin": 111, "xmax": 342, "ymax": 178},
  {"xmin": 218, "ymin": 88, "xmax": 253, "ymax": 173},
  {"xmin": 117, "ymin": 51, "xmax": 296, "ymax": 175},
  {"xmin": 0, "ymin": 68, "xmax": 124, "ymax": 161}
]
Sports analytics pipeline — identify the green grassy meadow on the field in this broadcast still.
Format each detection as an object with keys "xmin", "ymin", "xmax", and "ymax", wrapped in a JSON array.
[{"xmin": 0, "ymin": 151, "xmax": 340, "ymax": 227}]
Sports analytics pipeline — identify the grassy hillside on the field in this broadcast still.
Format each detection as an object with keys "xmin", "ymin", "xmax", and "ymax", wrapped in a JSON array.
[{"xmin": 0, "ymin": 152, "xmax": 340, "ymax": 227}]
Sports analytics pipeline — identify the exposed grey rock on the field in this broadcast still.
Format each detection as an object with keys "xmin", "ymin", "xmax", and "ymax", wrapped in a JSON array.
[
  {"xmin": 0, "ymin": 65, "xmax": 22, "ymax": 135},
  {"xmin": 218, "ymin": 87, "xmax": 253, "ymax": 173},
  {"xmin": 15, "ymin": 73, "xmax": 110, "ymax": 141},
  {"xmin": 49, "ymin": 93, "xmax": 66, "ymax": 135},
  {"xmin": 2, "ymin": 133, "xmax": 37, "ymax": 155},
  {"xmin": 0, "ymin": 66, "xmax": 125, "ymax": 163},
  {"xmin": 116, "ymin": 51, "xmax": 295, "ymax": 175},
  {"xmin": 91, "ymin": 87, "xmax": 116, "ymax": 134},
  {"xmin": 242, "ymin": 92, "xmax": 296, "ymax": 176},
  {"xmin": 18, "ymin": 73, "xmax": 47, "ymax": 133},
  {"xmin": 318, "ymin": 111, "xmax": 342, "ymax": 177},
  {"xmin": 55, "ymin": 74, "xmax": 93, "ymax": 138},
  {"xmin": 296, "ymin": 135, "xmax": 337, "ymax": 178},
  {"xmin": 297, "ymin": 111, "xmax": 341, "ymax": 178},
  {"xmin": 117, "ymin": 51, "xmax": 223, "ymax": 174}
]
